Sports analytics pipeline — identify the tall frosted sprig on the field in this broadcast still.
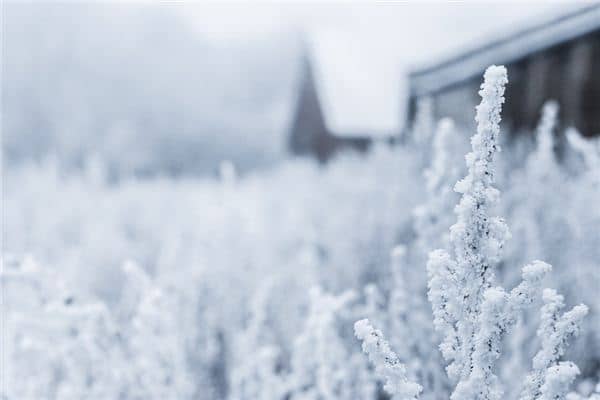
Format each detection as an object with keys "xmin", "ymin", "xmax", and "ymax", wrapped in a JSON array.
[
  {"xmin": 388, "ymin": 246, "xmax": 412, "ymax": 357},
  {"xmin": 289, "ymin": 287, "xmax": 356, "ymax": 400},
  {"xmin": 413, "ymin": 96, "xmax": 435, "ymax": 147},
  {"xmin": 414, "ymin": 118, "xmax": 462, "ymax": 253},
  {"xmin": 427, "ymin": 249, "xmax": 460, "ymax": 371},
  {"xmin": 354, "ymin": 319, "xmax": 422, "ymax": 399},
  {"xmin": 527, "ymin": 100, "xmax": 560, "ymax": 180},
  {"xmin": 535, "ymin": 101, "xmax": 559, "ymax": 167},
  {"xmin": 452, "ymin": 65, "xmax": 509, "ymax": 277},
  {"xmin": 425, "ymin": 118, "xmax": 458, "ymax": 194},
  {"xmin": 427, "ymin": 65, "xmax": 509, "ymax": 387},
  {"xmin": 388, "ymin": 245, "xmax": 450, "ymax": 399},
  {"xmin": 230, "ymin": 280, "xmax": 286, "ymax": 400}
]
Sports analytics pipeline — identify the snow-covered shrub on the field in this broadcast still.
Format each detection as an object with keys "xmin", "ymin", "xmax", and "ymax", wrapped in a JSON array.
[
  {"xmin": 355, "ymin": 66, "xmax": 590, "ymax": 400},
  {"xmin": 568, "ymin": 383, "xmax": 600, "ymax": 400},
  {"xmin": 3, "ymin": 62, "xmax": 599, "ymax": 399},
  {"xmin": 119, "ymin": 261, "xmax": 194, "ymax": 399},
  {"xmin": 427, "ymin": 65, "xmax": 516, "ymax": 399},
  {"xmin": 414, "ymin": 118, "xmax": 465, "ymax": 255},
  {"xmin": 392, "ymin": 117, "xmax": 469, "ymax": 399},
  {"xmin": 503, "ymin": 100, "xmax": 567, "ymax": 271},
  {"xmin": 386, "ymin": 245, "xmax": 450, "ymax": 399},
  {"xmin": 566, "ymin": 128, "xmax": 600, "ymax": 178},
  {"xmin": 411, "ymin": 95, "xmax": 435, "ymax": 151},
  {"xmin": 502, "ymin": 104, "xmax": 599, "ymax": 378},
  {"xmin": 4, "ymin": 141, "xmax": 427, "ymax": 399},
  {"xmin": 288, "ymin": 287, "xmax": 366, "ymax": 400},
  {"xmin": 2, "ymin": 256, "xmax": 197, "ymax": 399},
  {"xmin": 520, "ymin": 289, "xmax": 588, "ymax": 400},
  {"xmin": 354, "ymin": 318, "xmax": 422, "ymax": 399},
  {"xmin": 2, "ymin": 255, "xmax": 129, "ymax": 398},
  {"xmin": 229, "ymin": 280, "xmax": 286, "ymax": 400}
]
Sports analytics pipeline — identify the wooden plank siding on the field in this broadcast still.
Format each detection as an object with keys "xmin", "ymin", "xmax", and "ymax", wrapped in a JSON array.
[{"xmin": 408, "ymin": 6, "xmax": 600, "ymax": 140}]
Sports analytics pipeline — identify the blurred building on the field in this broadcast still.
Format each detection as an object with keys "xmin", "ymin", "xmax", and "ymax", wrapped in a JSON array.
[
  {"xmin": 407, "ymin": 4, "xmax": 600, "ymax": 139},
  {"xmin": 288, "ymin": 48, "xmax": 390, "ymax": 163}
]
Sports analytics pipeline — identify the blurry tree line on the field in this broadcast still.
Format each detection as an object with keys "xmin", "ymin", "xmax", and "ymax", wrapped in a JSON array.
[{"xmin": 3, "ymin": 3, "xmax": 299, "ymax": 176}]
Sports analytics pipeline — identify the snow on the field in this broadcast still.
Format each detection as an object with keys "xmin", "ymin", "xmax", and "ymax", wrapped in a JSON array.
[
  {"xmin": 3, "ymin": 54, "xmax": 600, "ymax": 399},
  {"xmin": 354, "ymin": 319, "xmax": 422, "ymax": 399}
]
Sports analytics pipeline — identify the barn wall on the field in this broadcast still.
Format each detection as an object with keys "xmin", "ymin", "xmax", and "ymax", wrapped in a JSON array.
[
  {"xmin": 432, "ymin": 81, "xmax": 480, "ymax": 130},
  {"xmin": 580, "ymin": 31, "xmax": 600, "ymax": 137},
  {"xmin": 409, "ymin": 30, "xmax": 600, "ymax": 139}
]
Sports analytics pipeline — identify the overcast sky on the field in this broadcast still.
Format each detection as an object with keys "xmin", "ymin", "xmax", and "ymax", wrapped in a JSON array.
[{"xmin": 184, "ymin": 2, "xmax": 580, "ymax": 134}]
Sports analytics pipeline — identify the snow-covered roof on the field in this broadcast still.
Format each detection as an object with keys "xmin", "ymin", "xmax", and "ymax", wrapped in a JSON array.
[
  {"xmin": 409, "ymin": 4, "xmax": 600, "ymax": 97},
  {"xmin": 309, "ymin": 31, "xmax": 401, "ymax": 138}
]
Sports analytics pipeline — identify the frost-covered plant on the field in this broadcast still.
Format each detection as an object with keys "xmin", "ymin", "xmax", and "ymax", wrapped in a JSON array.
[
  {"xmin": 4, "ymin": 60, "xmax": 600, "ymax": 399},
  {"xmin": 528, "ymin": 100, "xmax": 560, "ymax": 178},
  {"xmin": 359, "ymin": 282, "xmax": 386, "ymax": 332},
  {"xmin": 387, "ymin": 245, "xmax": 450, "ymax": 399},
  {"xmin": 406, "ymin": 118, "xmax": 466, "ymax": 399},
  {"xmin": 428, "ymin": 255, "xmax": 552, "ymax": 399},
  {"xmin": 539, "ymin": 363, "xmax": 581, "ymax": 400},
  {"xmin": 501, "ymin": 103, "xmax": 599, "ymax": 380},
  {"xmin": 387, "ymin": 246, "xmax": 414, "ymax": 358},
  {"xmin": 230, "ymin": 346, "xmax": 284, "ymax": 400},
  {"xmin": 500, "ymin": 102, "xmax": 565, "ymax": 390},
  {"xmin": 120, "ymin": 261, "xmax": 194, "ymax": 399},
  {"xmin": 1, "ymin": 256, "xmax": 129, "ymax": 399},
  {"xmin": 219, "ymin": 159, "xmax": 238, "ymax": 186},
  {"xmin": 426, "ymin": 67, "xmax": 587, "ymax": 400},
  {"xmin": 229, "ymin": 280, "xmax": 287, "ymax": 400},
  {"xmin": 566, "ymin": 128, "xmax": 600, "ymax": 181},
  {"xmin": 567, "ymin": 383, "xmax": 600, "ymax": 400},
  {"xmin": 5, "ymin": 142, "xmax": 426, "ymax": 399},
  {"xmin": 426, "ymin": 65, "xmax": 513, "ymax": 397},
  {"xmin": 425, "ymin": 119, "xmax": 459, "ymax": 193},
  {"xmin": 410, "ymin": 95, "xmax": 438, "ymax": 169},
  {"xmin": 408, "ymin": 119, "xmax": 464, "ymax": 397},
  {"xmin": 412, "ymin": 96, "xmax": 435, "ymax": 148},
  {"xmin": 288, "ymin": 287, "xmax": 359, "ymax": 400},
  {"xmin": 561, "ymin": 128, "xmax": 600, "ymax": 371},
  {"xmin": 356, "ymin": 66, "xmax": 591, "ymax": 400},
  {"xmin": 505, "ymin": 100, "xmax": 567, "ymax": 264},
  {"xmin": 341, "ymin": 283, "xmax": 388, "ymax": 399},
  {"xmin": 354, "ymin": 319, "xmax": 422, "ymax": 399},
  {"xmin": 414, "ymin": 118, "xmax": 464, "ymax": 258},
  {"xmin": 520, "ymin": 289, "xmax": 588, "ymax": 400}
]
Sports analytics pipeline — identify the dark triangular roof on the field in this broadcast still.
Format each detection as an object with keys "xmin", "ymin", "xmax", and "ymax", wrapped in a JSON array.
[{"xmin": 288, "ymin": 43, "xmax": 332, "ymax": 160}]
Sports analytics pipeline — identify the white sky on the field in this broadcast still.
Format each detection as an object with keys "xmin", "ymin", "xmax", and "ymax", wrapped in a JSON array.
[{"xmin": 183, "ymin": 2, "xmax": 583, "ymax": 134}]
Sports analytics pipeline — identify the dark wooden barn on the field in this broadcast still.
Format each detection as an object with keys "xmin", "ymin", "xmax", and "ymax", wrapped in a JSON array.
[
  {"xmin": 407, "ymin": 4, "xmax": 600, "ymax": 139},
  {"xmin": 288, "ymin": 50, "xmax": 372, "ymax": 163}
]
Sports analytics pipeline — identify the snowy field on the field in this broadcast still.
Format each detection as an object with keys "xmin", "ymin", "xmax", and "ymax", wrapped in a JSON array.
[{"xmin": 3, "ymin": 66, "xmax": 599, "ymax": 399}]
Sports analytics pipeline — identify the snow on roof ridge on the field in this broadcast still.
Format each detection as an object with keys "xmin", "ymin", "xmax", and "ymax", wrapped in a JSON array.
[{"xmin": 408, "ymin": 3, "xmax": 600, "ymax": 96}]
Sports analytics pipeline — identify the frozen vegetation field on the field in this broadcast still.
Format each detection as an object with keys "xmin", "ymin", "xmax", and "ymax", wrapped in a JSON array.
[{"xmin": 2, "ymin": 66, "xmax": 599, "ymax": 399}]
